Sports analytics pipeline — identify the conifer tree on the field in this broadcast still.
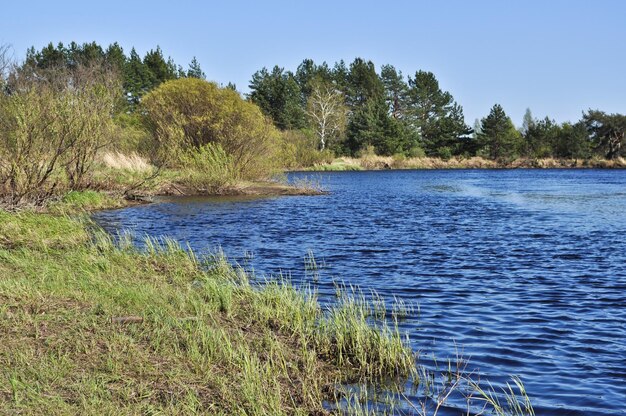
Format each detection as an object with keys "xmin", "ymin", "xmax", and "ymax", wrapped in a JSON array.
[
  {"xmin": 478, "ymin": 104, "xmax": 521, "ymax": 159},
  {"xmin": 380, "ymin": 64, "xmax": 408, "ymax": 120},
  {"xmin": 187, "ymin": 56, "xmax": 206, "ymax": 79},
  {"xmin": 143, "ymin": 46, "xmax": 177, "ymax": 89},
  {"xmin": 104, "ymin": 43, "xmax": 126, "ymax": 72},
  {"xmin": 248, "ymin": 66, "xmax": 306, "ymax": 130},
  {"xmin": 583, "ymin": 110, "xmax": 626, "ymax": 159},
  {"xmin": 344, "ymin": 58, "xmax": 390, "ymax": 154},
  {"xmin": 406, "ymin": 70, "xmax": 468, "ymax": 156}
]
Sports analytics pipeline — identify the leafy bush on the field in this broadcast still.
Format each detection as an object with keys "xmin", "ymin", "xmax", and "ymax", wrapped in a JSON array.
[
  {"xmin": 141, "ymin": 78, "xmax": 282, "ymax": 180},
  {"xmin": 437, "ymin": 146, "xmax": 452, "ymax": 161},
  {"xmin": 177, "ymin": 143, "xmax": 236, "ymax": 191},
  {"xmin": 0, "ymin": 66, "xmax": 119, "ymax": 205},
  {"xmin": 111, "ymin": 113, "xmax": 153, "ymax": 155},
  {"xmin": 407, "ymin": 145, "xmax": 426, "ymax": 158},
  {"xmin": 280, "ymin": 129, "xmax": 334, "ymax": 168}
]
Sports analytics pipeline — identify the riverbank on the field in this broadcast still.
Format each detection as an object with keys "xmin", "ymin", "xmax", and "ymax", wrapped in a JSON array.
[
  {"xmin": 0, "ymin": 209, "xmax": 414, "ymax": 414},
  {"xmin": 303, "ymin": 156, "xmax": 626, "ymax": 171}
]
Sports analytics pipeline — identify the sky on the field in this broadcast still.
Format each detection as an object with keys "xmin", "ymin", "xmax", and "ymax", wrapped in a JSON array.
[{"xmin": 1, "ymin": 0, "xmax": 624, "ymax": 125}]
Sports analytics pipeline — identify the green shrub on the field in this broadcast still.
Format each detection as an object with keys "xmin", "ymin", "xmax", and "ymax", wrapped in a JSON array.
[
  {"xmin": 177, "ymin": 143, "xmax": 236, "ymax": 190},
  {"xmin": 0, "ymin": 66, "xmax": 119, "ymax": 205},
  {"xmin": 141, "ymin": 78, "xmax": 282, "ymax": 180},
  {"xmin": 437, "ymin": 146, "xmax": 453, "ymax": 161},
  {"xmin": 110, "ymin": 113, "xmax": 153, "ymax": 155},
  {"xmin": 280, "ymin": 129, "xmax": 334, "ymax": 168},
  {"xmin": 406, "ymin": 145, "xmax": 426, "ymax": 158}
]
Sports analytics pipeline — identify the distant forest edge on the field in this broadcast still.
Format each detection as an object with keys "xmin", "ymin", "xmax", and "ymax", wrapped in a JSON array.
[
  {"xmin": 0, "ymin": 41, "xmax": 625, "ymax": 205},
  {"xmin": 15, "ymin": 42, "xmax": 626, "ymax": 160}
]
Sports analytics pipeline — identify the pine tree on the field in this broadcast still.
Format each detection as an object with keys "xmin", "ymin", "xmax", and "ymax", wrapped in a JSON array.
[
  {"xmin": 187, "ymin": 56, "xmax": 206, "ymax": 79},
  {"xmin": 104, "ymin": 43, "xmax": 126, "ymax": 72},
  {"xmin": 123, "ymin": 48, "xmax": 152, "ymax": 103},
  {"xmin": 248, "ymin": 66, "xmax": 306, "ymax": 130},
  {"xmin": 405, "ymin": 70, "xmax": 468, "ymax": 156},
  {"xmin": 583, "ymin": 110, "xmax": 626, "ymax": 159},
  {"xmin": 344, "ymin": 58, "xmax": 391, "ymax": 155},
  {"xmin": 75, "ymin": 41, "xmax": 104, "ymax": 66},
  {"xmin": 380, "ymin": 64, "xmax": 408, "ymax": 120},
  {"xmin": 478, "ymin": 104, "xmax": 521, "ymax": 160},
  {"xmin": 143, "ymin": 46, "xmax": 176, "ymax": 89}
]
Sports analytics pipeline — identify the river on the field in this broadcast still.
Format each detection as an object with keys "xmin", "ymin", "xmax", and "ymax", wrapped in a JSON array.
[{"xmin": 94, "ymin": 169, "xmax": 626, "ymax": 415}]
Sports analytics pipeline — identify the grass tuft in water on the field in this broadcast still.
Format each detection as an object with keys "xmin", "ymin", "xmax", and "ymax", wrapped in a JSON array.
[{"xmin": 0, "ymin": 210, "xmax": 419, "ymax": 415}]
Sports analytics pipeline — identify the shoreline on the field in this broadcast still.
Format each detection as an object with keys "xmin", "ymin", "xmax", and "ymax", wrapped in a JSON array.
[
  {"xmin": 0, "ymin": 208, "xmax": 415, "ymax": 414},
  {"xmin": 0, "ymin": 180, "xmax": 537, "ymax": 414},
  {"xmin": 299, "ymin": 156, "xmax": 626, "ymax": 171},
  {"xmin": 0, "ymin": 180, "xmax": 326, "ymax": 213}
]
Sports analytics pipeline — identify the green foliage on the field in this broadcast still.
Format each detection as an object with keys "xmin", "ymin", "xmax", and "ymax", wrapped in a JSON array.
[
  {"xmin": 177, "ymin": 143, "xmax": 236, "ymax": 190},
  {"xmin": 437, "ymin": 146, "xmax": 453, "ymax": 161},
  {"xmin": 280, "ymin": 129, "xmax": 334, "ymax": 169},
  {"xmin": 583, "ymin": 109, "xmax": 626, "ymax": 159},
  {"xmin": 407, "ymin": 145, "xmax": 426, "ymax": 158},
  {"xmin": 187, "ymin": 56, "xmax": 206, "ymax": 79},
  {"xmin": 247, "ymin": 57, "xmax": 626, "ymax": 162},
  {"xmin": 345, "ymin": 58, "xmax": 394, "ymax": 155},
  {"xmin": 406, "ymin": 70, "xmax": 469, "ymax": 155},
  {"xmin": 248, "ymin": 66, "xmax": 307, "ymax": 130},
  {"xmin": 23, "ymin": 41, "xmax": 184, "ymax": 107},
  {"xmin": 478, "ymin": 104, "xmax": 522, "ymax": 160},
  {"xmin": 380, "ymin": 64, "xmax": 408, "ymax": 120},
  {"xmin": 295, "ymin": 58, "xmax": 333, "ymax": 106},
  {"xmin": 142, "ymin": 78, "xmax": 282, "ymax": 180},
  {"xmin": 123, "ymin": 48, "xmax": 153, "ymax": 102},
  {"xmin": 143, "ymin": 46, "xmax": 177, "ymax": 88},
  {"xmin": 520, "ymin": 108, "xmax": 534, "ymax": 138},
  {"xmin": 0, "ymin": 66, "xmax": 120, "ymax": 204},
  {"xmin": 523, "ymin": 117, "xmax": 561, "ymax": 158},
  {"xmin": 248, "ymin": 58, "xmax": 471, "ymax": 158},
  {"xmin": 553, "ymin": 121, "xmax": 591, "ymax": 159},
  {"xmin": 110, "ymin": 112, "xmax": 152, "ymax": 154},
  {"xmin": 104, "ymin": 42, "xmax": 126, "ymax": 72}
]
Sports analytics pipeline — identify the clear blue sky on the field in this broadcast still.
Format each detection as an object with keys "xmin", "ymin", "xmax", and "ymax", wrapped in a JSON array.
[{"xmin": 1, "ymin": 0, "xmax": 624, "ymax": 125}]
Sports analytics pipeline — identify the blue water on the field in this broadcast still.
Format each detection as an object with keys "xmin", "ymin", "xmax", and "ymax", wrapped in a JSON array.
[{"xmin": 94, "ymin": 169, "xmax": 626, "ymax": 415}]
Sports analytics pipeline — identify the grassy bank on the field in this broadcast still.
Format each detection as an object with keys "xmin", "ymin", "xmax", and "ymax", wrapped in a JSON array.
[
  {"xmin": 303, "ymin": 156, "xmax": 626, "ymax": 171},
  {"xmin": 0, "ymin": 210, "xmax": 415, "ymax": 415}
]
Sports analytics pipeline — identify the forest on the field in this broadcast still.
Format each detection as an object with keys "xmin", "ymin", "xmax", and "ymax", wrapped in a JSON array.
[
  {"xmin": 14, "ymin": 41, "xmax": 626, "ymax": 160},
  {"xmin": 1, "ymin": 41, "xmax": 625, "ymax": 205}
]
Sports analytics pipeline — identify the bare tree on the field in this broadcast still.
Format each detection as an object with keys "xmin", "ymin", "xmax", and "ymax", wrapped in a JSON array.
[
  {"xmin": 0, "ymin": 43, "xmax": 14, "ymax": 83},
  {"xmin": 306, "ymin": 80, "xmax": 347, "ymax": 150}
]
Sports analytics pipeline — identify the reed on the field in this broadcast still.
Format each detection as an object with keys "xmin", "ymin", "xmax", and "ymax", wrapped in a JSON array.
[{"xmin": 0, "ymin": 210, "xmax": 417, "ymax": 415}]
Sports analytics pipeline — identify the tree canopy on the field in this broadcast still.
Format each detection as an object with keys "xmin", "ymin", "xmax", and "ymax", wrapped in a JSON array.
[{"xmin": 10, "ymin": 42, "xmax": 626, "ymax": 162}]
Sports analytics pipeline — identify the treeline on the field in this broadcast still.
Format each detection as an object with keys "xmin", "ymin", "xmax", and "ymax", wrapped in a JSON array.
[
  {"xmin": 20, "ymin": 41, "xmax": 208, "ymax": 104},
  {"xmin": 0, "ymin": 42, "xmax": 296, "ymax": 205},
  {"xmin": 248, "ymin": 58, "xmax": 625, "ymax": 160},
  {"xmin": 1, "ymin": 41, "xmax": 625, "ymax": 206}
]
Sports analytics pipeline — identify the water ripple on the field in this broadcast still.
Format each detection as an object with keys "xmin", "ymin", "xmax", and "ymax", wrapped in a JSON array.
[{"xmin": 94, "ymin": 169, "xmax": 626, "ymax": 415}]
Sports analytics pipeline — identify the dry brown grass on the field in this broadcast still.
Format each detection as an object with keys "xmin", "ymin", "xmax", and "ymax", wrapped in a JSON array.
[
  {"xmin": 99, "ymin": 151, "xmax": 153, "ymax": 172},
  {"xmin": 312, "ymin": 156, "xmax": 626, "ymax": 171}
]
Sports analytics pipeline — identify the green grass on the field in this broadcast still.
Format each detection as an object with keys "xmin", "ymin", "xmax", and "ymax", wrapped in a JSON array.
[
  {"xmin": 53, "ymin": 190, "xmax": 123, "ymax": 212},
  {"xmin": 0, "ymin": 211, "xmax": 416, "ymax": 415}
]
